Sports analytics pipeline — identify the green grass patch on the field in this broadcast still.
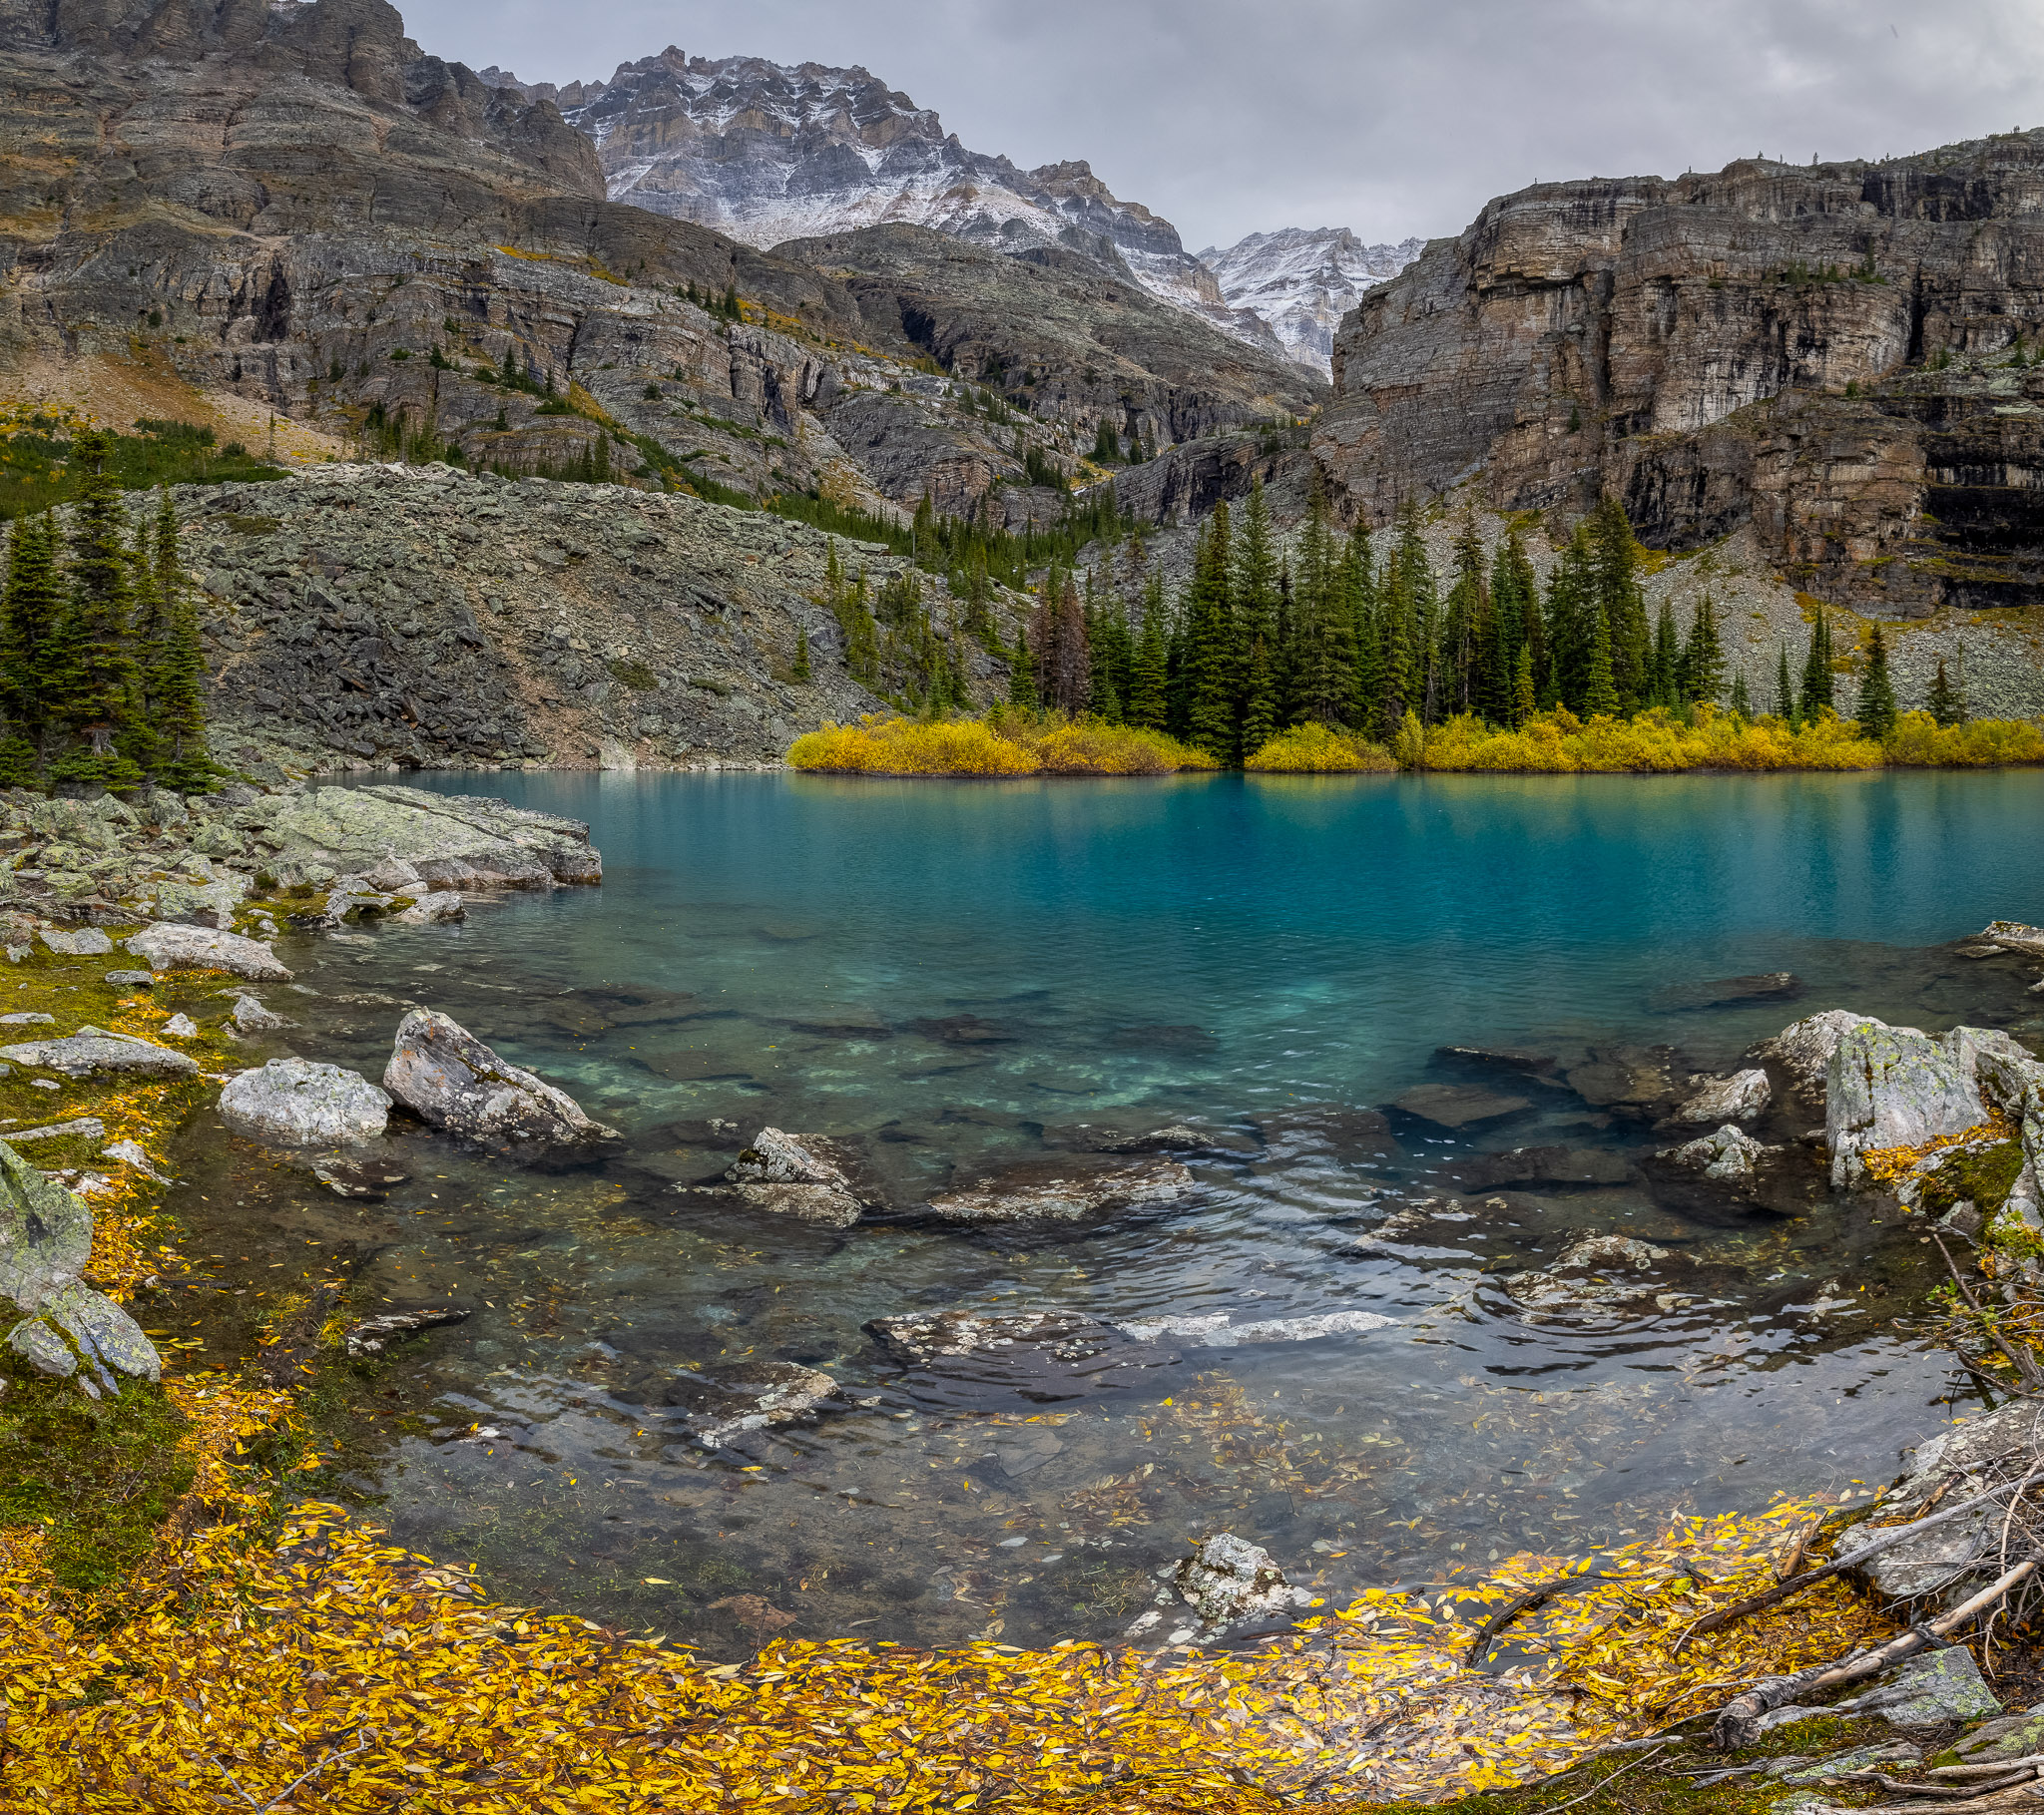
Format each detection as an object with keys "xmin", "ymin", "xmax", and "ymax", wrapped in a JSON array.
[{"xmin": 0, "ymin": 414, "xmax": 285, "ymax": 521}]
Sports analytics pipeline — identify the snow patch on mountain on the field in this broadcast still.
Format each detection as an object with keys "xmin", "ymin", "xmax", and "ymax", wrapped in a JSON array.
[
  {"xmin": 482, "ymin": 49, "xmax": 1291, "ymax": 360},
  {"xmin": 1199, "ymin": 228, "xmax": 1425, "ymax": 373}
]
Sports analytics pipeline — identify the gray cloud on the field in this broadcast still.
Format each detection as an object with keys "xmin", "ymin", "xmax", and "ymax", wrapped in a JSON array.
[{"xmin": 399, "ymin": 0, "xmax": 2044, "ymax": 250}]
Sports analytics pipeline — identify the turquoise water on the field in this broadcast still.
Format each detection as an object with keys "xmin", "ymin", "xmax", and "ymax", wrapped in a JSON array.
[{"xmin": 243, "ymin": 769, "xmax": 2044, "ymax": 1656}]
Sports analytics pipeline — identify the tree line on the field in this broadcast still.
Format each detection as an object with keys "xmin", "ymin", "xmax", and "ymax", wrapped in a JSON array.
[
  {"xmin": 1005, "ymin": 481, "xmax": 1954, "ymax": 761},
  {"xmin": 0, "ymin": 430, "xmax": 214, "ymax": 791}
]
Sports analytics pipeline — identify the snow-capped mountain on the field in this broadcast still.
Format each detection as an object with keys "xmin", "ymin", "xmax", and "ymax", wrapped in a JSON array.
[
  {"xmin": 1199, "ymin": 228, "xmax": 1426, "ymax": 372},
  {"xmin": 479, "ymin": 49, "xmax": 1292, "ymax": 361}
]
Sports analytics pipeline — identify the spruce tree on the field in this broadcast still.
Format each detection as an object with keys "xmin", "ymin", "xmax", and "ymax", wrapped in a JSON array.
[
  {"xmin": 1511, "ymin": 642, "xmax": 1535, "ymax": 726},
  {"xmin": 1184, "ymin": 504, "xmax": 1238, "ymax": 759},
  {"xmin": 1544, "ymin": 528, "xmax": 1596, "ymax": 710},
  {"xmin": 1241, "ymin": 637, "xmax": 1277, "ymax": 758},
  {"xmin": 1681, "ymin": 593, "xmax": 1724, "ymax": 705},
  {"xmin": 1581, "ymin": 608, "xmax": 1620, "ymax": 718},
  {"xmin": 1126, "ymin": 571, "xmax": 1169, "ymax": 728},
  {"xmin": 1798, "ymin": 608, "xmax": 1835, "ymax": 718},
  {"xmin": 1233, "ymin": 481, "xmax": 1278, "ymax": 735},
  {"xmin": 1589, "ymin": 497, "xmax": 1650, "ymax": 709},
  {"xmin": 792, "ymin": 627, "xmax": 812, "ymax": 682},
  {"xmin": 1650, "ymin": 598, "xmax": 1681, "ymax": 706},
  {"xmin": 1928, "ymin": 655, "xmax": 1965, "ymax": 726},
  {"xmin": 1007, "ymin": 614, "xmax": 1036, "ymax": 705},
  {"xmin": 47, "ymin": 429, "xmax": 143, "ymax": 788},
  {"xmin": 0, "ymin": 512, "xmax": 62, "ymax": 778},
  {"xmin": 1775, "ymin": 645, "xmax": 1795, "ymax": 722},
  {"xmin": 1729, "ymin": 667, "xmax": 1752, "ymax": 718},
  {"xmin": 1855, "ymin": 623, "xmax": 1897, "ymax": 740}
]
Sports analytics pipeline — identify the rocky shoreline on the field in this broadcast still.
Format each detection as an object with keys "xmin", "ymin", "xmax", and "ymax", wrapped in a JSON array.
[{"xmin": 10, "ymin": 778, "xmax": 2044, "ymax": 1806}]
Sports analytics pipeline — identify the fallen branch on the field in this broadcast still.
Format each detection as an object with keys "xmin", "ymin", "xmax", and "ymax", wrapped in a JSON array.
[
  {"xmin": 1933, "ymin": 1230, "xmax": 2044, "ymax": 1392},
  {"xmin": 1710, "ymin": 1555, "xmax": 2037, "ymax": 1749},
  {"xmin": 1463, "ymin": 1571, "xmax": 1621, "ymax": 1667},
  {"xmin": 1677, "ymin": 1468, "xmax": 2044, "ymax": 1657},
  {"xmin": 1534, "ymin": 1742, "xmax": 1667, "ymax": 1814}
]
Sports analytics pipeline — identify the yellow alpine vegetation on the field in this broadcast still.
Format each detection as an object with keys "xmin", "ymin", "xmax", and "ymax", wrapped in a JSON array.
[
  {"xmin": 1244, "ymin": 723, "xmax": 1397, "ymax": 772},
  {"xmin": 787, "ymin": 710, "xmax": 1217, "ymax": 776}
]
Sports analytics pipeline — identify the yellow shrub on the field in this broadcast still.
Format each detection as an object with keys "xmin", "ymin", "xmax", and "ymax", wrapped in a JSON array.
[
  {"xmin": 1885, "ymin": 710, "xmax": 2044, "ymax": 767},
  {"xmin": 785, "ymin": 715, "xmax": 1036, "ymax": 775},
  {"xmin": 1245, "ymin": 722, "xmax": 1397, "ymax": 771},
  {"xmin": 1412, "ymin": 706, "xmax": 1888, "ymax": 772},
  {"xmin": 785, "ymin": 711, "xmax": 1213, "ymax": 775}
]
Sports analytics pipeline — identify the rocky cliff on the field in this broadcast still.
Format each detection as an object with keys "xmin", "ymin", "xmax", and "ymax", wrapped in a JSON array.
[{"xmin": 1317, "ymin": 135, "xmax": 2044, "ymax": 617}]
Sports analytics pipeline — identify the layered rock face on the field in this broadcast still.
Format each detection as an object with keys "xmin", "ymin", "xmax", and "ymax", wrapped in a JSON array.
[
  {"xmin": 491, "ymin": 48, "xmax": 1285, "ymax": 357},
  {"xmin": 1318, "ymin": 136, "xmax": 2044, "ymax": 615},
  {"xmin": 1200, "ymin": 228, "xmax": 1423, "ymax": 374}
]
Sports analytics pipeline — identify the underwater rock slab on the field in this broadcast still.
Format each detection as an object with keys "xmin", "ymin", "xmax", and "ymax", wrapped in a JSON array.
[
  {"xmin": 1391, "ymin": 1084, "xmax": 1531, "ymax": 1130},
  {"xmin": 1452, "ymin": 1145, "xmax": 1632, "ymax": 1187},
  {"xmin": 924, "ymin": 1154, "xmax": 1192, "ymax": 1223},
  {"xmin": 666, "ymin": 1360, "xmax": 845, "ymax": 1447}
]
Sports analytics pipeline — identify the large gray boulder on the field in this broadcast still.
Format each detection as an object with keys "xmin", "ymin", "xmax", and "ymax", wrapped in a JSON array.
[
  {"xmin": 0, "ymin": 1027, "xmax": 200, "ymax": 1079},
  {"xmin": 0, "ymin": 1141, "xmax": 160, "ymax": 1389},
  {"xmin": 256, "ymin": 786, "xmax": 602, "ymax": 889},
  {"xmin": 383, "ymin": 1009, "xmax": 618, "ymax": 1147},
  {"xmin": 220, "ymin": 1058, "xmax": 391, "ymax": 1145},
  {"xmin": 1748, "ymin": 1009, "xmax": 1870, "ymax": 1110},
  {"xmin": 719, "ymin": 1129, "xmax": 867, "ymax": 1227},
  {"xmin": 1667, "ymin": 1069, "xmax": 1771, "ymax": 1126},
  {"xmin": 1826, "ymin": 1021, "xmax": 2014, "ymax": 1187},
  {"xmin": 127, "ymin": 922, "xmax": 291, "ymax": 981}
]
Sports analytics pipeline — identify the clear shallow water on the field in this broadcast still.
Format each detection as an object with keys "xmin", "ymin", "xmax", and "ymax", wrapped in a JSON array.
[{"xmin": 201, "ymin": 770, "xmax": 2044, "ymax": 1656}]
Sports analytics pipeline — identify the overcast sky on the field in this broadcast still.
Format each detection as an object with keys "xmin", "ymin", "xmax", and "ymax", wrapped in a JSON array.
[{"xmin": 400, "ymin": 0, "xmax": 2044, "ymax": 251}]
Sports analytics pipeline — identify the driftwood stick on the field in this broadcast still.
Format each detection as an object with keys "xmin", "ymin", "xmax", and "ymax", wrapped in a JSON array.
[
  {"xmin": 1676, "ymin": 1469, "xmax": 2044, "ymax": 1656},
  {"xmin": 1462, "ymin": 1571, "xmax": 1621, "ymax": 1667},
  {"xmin": 1710, "ymin": 1556, "xmax": 2037, "ymax": 1750},
  {"xmin": 1933, "ymin": 1231, "xmax": 2044, "ymax": 1391}
]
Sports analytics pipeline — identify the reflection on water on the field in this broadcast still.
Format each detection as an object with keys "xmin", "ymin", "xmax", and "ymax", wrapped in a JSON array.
[{"xmin": 184, "ymin": 769, "xmax": 2044, "ymax": 1656}]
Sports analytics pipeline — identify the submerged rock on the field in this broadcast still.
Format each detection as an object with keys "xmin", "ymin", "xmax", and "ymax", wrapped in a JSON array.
[
  {"xmin": 716, "ymin": 1128, "xmax": 869, "ymax": 1227},
  {"xmin": 864, "ymin": 1307, "xmax": 1178, "ymax": 1399},
  {"xmin": 1391, "ymin": 1083, "xmax": 1531, "ymax": 1130},
  {"xmin": 1500, "ymin": 1234, "xmax": 1688, "ymax": 1318},
  {"xmin": 1661, "ymin": 1123, "xmax": 1772, "ymax": 1182},
  {"xmin": 220, "ymin": 1058, "xmax": 391, "ymax": 1145},
  {"xmin": 1563, "ymin": 1045, "xmax": 1687, "ymax": 1120},
  {"xmin": 228, "ymin": 993, "xmax": 292, "ymax": 1034},
  {"xmin": 1434, "ymin": 1045, "xmax": 1560, "ymax": 1077},
  {"xmin": 0, "ymin": 1028, "xmax": 200, "ymax": 1079},
  {"xmin": 126, "ymin": 922, "xmax": 291, "ymax": 982},
  {"xmin": 924, "ymin": 1154, "xmax": 1192, "ymax": 1223},
  {"xmin": 1452, "ymin": 1145, "xmax": 1632, "ymax": 1188},
  {"xmin": 1666, "ymin": 1069, "xmax": 1772, "ymax": 1127},
  {"xmin": 1174, "ymin": 1534, "xmax": 1310, "ymax": 1628},
  {"xmin": 665, "ymin": 1360, "xmax": 845, "ymax": 1447},
  {"xmin": 343, "ymin": 1306, "xmax": 471, "ymax": 1357},
  {"xmin": 383, "ymin": 1009, "xmax": 619, "ymax": 1148},
  {"xmin": 1651, "ymin": 972, "xmax": 1800, "ymax": 1012},
  {"xmin": 1114, "ymin": 1309, "xmax": 1397, "ymax": 1345}
]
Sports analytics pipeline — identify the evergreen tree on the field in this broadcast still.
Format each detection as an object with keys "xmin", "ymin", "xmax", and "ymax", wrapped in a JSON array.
[
  {"xmin": 1241, "ymin": 636, "xmax": 1277, "ymax": 758},
  {"xmin": 1680, "ymin": 593, "xmax": 1725, "ymax": 705},
  {"xmin": 1494, "ymin": 528, "xmax": 1542, "ymax": 703},
  {"xmin": 1650, "ymin": 598, "xmax": 1681, "ymax": 706},
  {"xmin": 1543, "ymin": 527, "xmax": 1596, "ymax": 710},
  {"xmin": 1798, "ymin": 607, "xmax": 1835, "ymax": 718},
  {"xmin": 1233, "ymin": 480, "xmax": 1278, "ymax": 740},
  {"xmin": 1775, "ymin": 645, "xmax": 1795, "ymax": 722},
  {"xmin": 1928, "ymin": 654, "xmax": 1966, "ymax": 726},
  {"xmin": 1344, "ymin": 521, "xmax": 1381, "ymax": 729},
  {"xmin": 47, "ymin": 429, "xmax": 142, "ymax": 788},
  {"xmin": 1126, "ymin": 570, "xmax": 1169, "ymax": 728},
  {"xmin": 1729, "ymin": 667, "xmax": 1752, "ymax": 718},
  {"xmin": 1581, "ymin": 606, "xmax": 1620, "ymax": 717},
  {"xmin": 1588, "ymin": 497, "xmax": 1650, "ymax": 709},
  {"xmin": 1006, "ymin": 605, "xmax": 1037, "ymax": 704},
  {"xmin": 0, "ymin": 512, "xmax": 62, "ymax": 767},
  {"xmin": 1511, "ymin": 642, "xmax": 1535, "ymax": 726},
  {"xmin": 1289, "ymin": 482, "xmax": 1356, "ymax": 727},
  {"xmin": 792, "ymin": 627, "xmax": 812, "ymax": 682},
  {"xmin": 1091, "ymin": 417, "xmax": 1121, "ymax": 464},
  {"xmin": 1442, "ymin": 517, "xmax": 1485, "ymax": 717},
  {"xmin": 1184, "ymin": 504, "xmax": 1237, "ymax": 759},
  {"xmin": 1041, "ymin": 570, "xmax": 1091, "ymax": 713},
  {"xmin": 1855, "ymin": 623, "xmax": 1897, "ymax": 740}
]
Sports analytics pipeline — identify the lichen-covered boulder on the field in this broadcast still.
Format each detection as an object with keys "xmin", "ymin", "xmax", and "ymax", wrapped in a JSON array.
[
  {"xmin": 1747, "ymin": 1009, "xmax": 1873, "ymax": 1109},
  {"xmin": 42, "ymin": 1281, "xmax": 161, "ymax": 1385},
  {"xmin": 1826, "ymin": 1022, "xmax": 2006, "ymax": 1187},
  {"xmin": 1662, "ymin": 1123, "xmax": 1771, "ymax": 1181},
  {"xmin": 383, "ymin": 1009, "xmax": 618, "ymax": 1147},
  {"xmin": 39, "ymin": 926, "xmax": 113, "ymax": 956},
  {"xmin": 228, "ymin": 993, "xmax": 292, "ymax": 1034},
  {"xmin": 220, "ymin": 1058, "xmax": 391, "ymax": 1144},
  {"xmin": 1174, "ymin": 1534, "xmax": 1310, "ymax": 1628},
  {"xmin": 127, "ymin": 922, "xmax": 291, "ymax": 981},
  {"xmin": 1667, "ymin": 1069, "xmax": 1771, "ymax": 1126},
  {"xmin": 0, "ymin": 1141, "xmax": 91, "ymax": 1306},
  {"xmin": 0, "ymin": 1027, "xmax": 200, "ymax": 1079},
  {"xmin": 393, "ymin": 891, "xmax": 466, "ymax": 925}
]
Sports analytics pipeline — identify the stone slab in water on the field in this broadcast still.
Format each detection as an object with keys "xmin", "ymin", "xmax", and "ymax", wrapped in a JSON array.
[
  {"xmin": 1452, "ymin": 1145, "xmax": 1632, "ymax": 1187},
  {"xmin": 923, "ymin": 1154, "xmax": 1191, "ymax": 1222},
  {"xmin": 1651, "ymin": 971, "xmax": 1801, "ymax": 1011},
  {"xmin": 1391, "ymin": 1084, "xmax": 1531, "ymax": 1130}
]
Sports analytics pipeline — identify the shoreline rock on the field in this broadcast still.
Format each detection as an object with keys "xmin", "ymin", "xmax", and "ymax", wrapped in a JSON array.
[
  {"xmin": 383, "ymin": 1009, "xmax": 619, "ymax": 1148},
  {"xmin": 220, "ymin": 1058, "xmax": 392, "ymax": 1145}
]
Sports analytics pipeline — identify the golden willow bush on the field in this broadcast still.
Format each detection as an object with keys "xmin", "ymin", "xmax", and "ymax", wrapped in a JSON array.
[
  {"xmin": 787, "ymin": 710, "xmax": 1216, "ymax": 776},
  {"xmin": 1243, "ymin": 723, "xmax": 1397, "ymax": 772},
  {"xmin": 1258, "ymin": 706, "xmax": 2044, "ymax": 774}
]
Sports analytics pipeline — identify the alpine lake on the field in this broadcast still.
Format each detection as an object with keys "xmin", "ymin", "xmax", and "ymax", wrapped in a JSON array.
[{"xmin": 168, "ymin": 767, "xmax": 2044, "ymax": 1659}]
